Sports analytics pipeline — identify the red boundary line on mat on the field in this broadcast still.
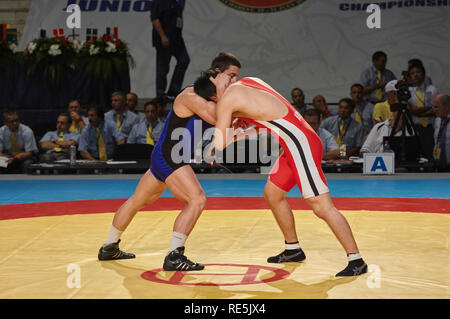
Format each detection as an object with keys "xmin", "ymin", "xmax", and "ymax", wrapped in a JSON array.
[{"xmin": 0, "ymin": 197, "xmax": 448, "ymax": 220}]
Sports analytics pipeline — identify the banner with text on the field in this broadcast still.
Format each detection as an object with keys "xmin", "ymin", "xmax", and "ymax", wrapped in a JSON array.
[{"xmin": 20, "ymin": 0, "xmax": 450, "ymax": 102}]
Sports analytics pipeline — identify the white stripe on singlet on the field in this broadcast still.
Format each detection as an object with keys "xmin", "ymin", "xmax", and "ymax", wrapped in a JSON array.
[{"xmin": 255, "ymin": 118, "xmax": 328, "ymax": 198}]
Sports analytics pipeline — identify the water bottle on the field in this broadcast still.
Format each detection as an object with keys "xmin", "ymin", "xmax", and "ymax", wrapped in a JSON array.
[
  {"xmin": 70, "ymin": 144, "xmax": 77, "ymax": 166},
  {"xmin": 383, "ymin": 139, "xmax": 394, "ymax": 153},
  {"xmin": 339, "ymin": 144, "xmax": 346, "ymax": 158}
]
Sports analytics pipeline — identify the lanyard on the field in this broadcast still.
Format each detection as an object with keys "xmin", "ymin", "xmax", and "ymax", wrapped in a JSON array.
[{"xmin": 337, "ymin": 118, "xmax": 352, "ymax": 140}]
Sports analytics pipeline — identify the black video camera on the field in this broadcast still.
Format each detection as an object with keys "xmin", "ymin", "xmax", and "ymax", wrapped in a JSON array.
[{"xmin": 391, "ymin": 71, "xmax": 414, "ymax": 112}]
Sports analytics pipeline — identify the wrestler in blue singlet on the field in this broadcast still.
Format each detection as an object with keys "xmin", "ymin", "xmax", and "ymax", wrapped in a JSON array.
[{"xmin": 150, "ymin": 89, "xmax": 213, "ymax": 182}]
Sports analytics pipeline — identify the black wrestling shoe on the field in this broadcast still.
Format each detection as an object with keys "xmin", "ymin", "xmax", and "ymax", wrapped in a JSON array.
[
  {"xmin": 163, "ymin": 247, "xmax": 204, "ymax": 271},
  {"xmin": 267, "ymin": 248, "xmax": 306, "ymax": 263},
  {"xmin": 98, "ymin": 239, "xmax": 136, "ymax": 261},
  {"xmin": 335, "ymin": 258, "xmax": 368, "ymax": 277}
]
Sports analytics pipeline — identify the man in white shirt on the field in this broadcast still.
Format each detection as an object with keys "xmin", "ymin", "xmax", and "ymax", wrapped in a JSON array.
[{"xmin": 360, "ymin": 111, "xmax": 409, "ymax": 154}]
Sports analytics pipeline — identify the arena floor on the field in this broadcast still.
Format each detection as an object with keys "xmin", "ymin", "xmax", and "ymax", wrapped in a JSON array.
[{"xmin": 0, "ymin": 173, "xmax": 449, "ymax": 299}]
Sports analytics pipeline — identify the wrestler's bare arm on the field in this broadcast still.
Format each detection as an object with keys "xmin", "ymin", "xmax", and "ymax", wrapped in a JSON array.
[
  {"xmin": 213, "ymin": 95, "xmax": 236, "ymax": 151},
  {"xmin": 182, "ymin": 92, "xmax": 218, "ymax": 125}
]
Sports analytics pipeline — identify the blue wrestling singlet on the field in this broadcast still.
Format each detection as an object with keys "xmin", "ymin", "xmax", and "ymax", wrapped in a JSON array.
[{"xmin": 150, "ymin": 108, "xmax": 212, "ymax": 182}]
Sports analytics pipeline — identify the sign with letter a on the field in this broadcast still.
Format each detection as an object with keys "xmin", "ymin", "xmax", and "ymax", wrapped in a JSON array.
[{"xmin": 363, "ymin": 153, "xmax": 395, "ymax": 175}]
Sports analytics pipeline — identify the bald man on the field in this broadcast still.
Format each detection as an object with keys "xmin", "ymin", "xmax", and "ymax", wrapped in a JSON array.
[{"xmin": 432, "ymin": 94, "xmax": 450, "ymax": 171}]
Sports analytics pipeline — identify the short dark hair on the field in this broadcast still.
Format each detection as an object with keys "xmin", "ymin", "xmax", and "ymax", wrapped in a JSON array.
[
  {"xmin": 88, "ymin": 105, "xmax": 105, "ymax": 119},
  {"xmin": 350, "ymin": 83, "xmax": 363, "ymax": 90},
  {"xmin": 194, "ymin": 70, "xmax": 219, "ymax": 101},
  {"xmin": 303, "ymin": 109, "xmax": 321, "ymax": 119},
  {"xmin": 291, "ymin": 87, "xmax": 303, "ymax": 95},
  {"xmin": 3, "ymin": 108, "xmax": 17, "ymax": 119},
  {"xmin": 58, "ymin": 113, "xmax": 70, "ymax": 120},
  {"xmin": 408, "ymin": 62, "xmax": 426, "ymax": 75},
  {"xmin": 408, "ymin": 58, "xmax": 423, "ymax": 67},
  {"xmin": 112, "ymin": 91, "xmax": 125, "ymax": 100},
  {"xmin": 339, "ymin": 98, "xmax": 355, "ymax": 109},
  {"xmin": 210, "ymin": 52, "xmax": 241, "ymax": 72},
  {"xmin": 372, "ymin": 51, "xmax": 387, "ymax": 61},
  {"xmin": 144, "ymin": 101, "xmax": 156, "ymax": 109}
]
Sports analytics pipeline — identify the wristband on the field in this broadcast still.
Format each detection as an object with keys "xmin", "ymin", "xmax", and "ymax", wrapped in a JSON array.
[
  {"xmin": 76, "ymin": 117, "xmax": 83, "ymax": 123},
  {"xmin": 13, "ymin": 156, "xmax": 19, "ymax": 161}
]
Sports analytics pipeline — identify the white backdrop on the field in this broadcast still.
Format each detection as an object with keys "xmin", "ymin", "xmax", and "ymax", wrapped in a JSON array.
[{"xmin": 20, "ymin": 0, "xmax": 450, "ymax": 102}]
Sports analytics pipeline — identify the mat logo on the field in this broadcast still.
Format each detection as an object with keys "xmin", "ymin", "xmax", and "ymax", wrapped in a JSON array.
[
  {"xmin": 218, "ymin": 0, "xmax": 307, "ymax": 13},
  {"xmin": 141, "ymin": 264, "xmax": 290, "ymax": 286},
  {"xmin": 63, "ymin": 0, "xmax": 152, "ymax": 12},
  {"xmin": 66, "ymin": 263, "xmax": 81, "ymax": 288}
]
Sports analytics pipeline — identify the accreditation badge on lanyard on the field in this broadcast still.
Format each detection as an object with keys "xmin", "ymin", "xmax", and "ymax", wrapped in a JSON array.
[
  {"xmin": 176, "ymin": 16, "xmax": 183, "ymax": 29},
  {"xmin": 433, "ymin": 146, "xmax": 441, "ymax": 161}
]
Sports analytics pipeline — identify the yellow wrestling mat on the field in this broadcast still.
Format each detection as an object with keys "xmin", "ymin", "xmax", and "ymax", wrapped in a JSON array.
[{"xmin": 0, "ymin": 210, "xmax": 448, "ymax": 299}]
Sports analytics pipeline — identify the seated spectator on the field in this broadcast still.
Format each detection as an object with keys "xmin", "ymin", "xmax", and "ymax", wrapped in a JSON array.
[
  {"xmin": 153, "ymin": 96, "xmax": 169, "ymax": 120},
  {"xmin": 312, "ymin": 94, "xmax": 335, "ymax": 120},
  {"xmin": 0, "ymin": 109, "xmax": 38, "ymax": 172},
  {"xmin": 407, "ymin": 62, "xmax": 437, "ymax": 159},
  {"xmin": 126, "ymin": 92, "xmax": 138, "ymax": 113},
  {"xmin": 350, "ymin": 83, "xmax": 374, "ymax": 136},
  {"xmin": 360, "ymin": 110, "xmax": 408, "ymax": 154},
  {"xmin": 432, "ymin": 93, "xmax": 450, "ymax": 171},
  {"xmin": 39, "ymin": 113, "xmax": 80, "ymax": 163},
  {"xmin": 68, "ymin": 99, "xmax": 88, "ymax": 133},
  {"xmin": 127, "ymin": 100, "xmax": 165, "ymax": 145},
  {"xmin": 320, "ymin": 98, "xmax": 364, "ymax": 157},
  {"xmin": 408, "ymin": 58, "xmax": 432, "ymax": 87},
  {"xmin": 303, "ymin": 109, "xmax": 340, "ymax": 160},
  {"xmin": 78, "ymin": 105, "xmax": 125, "ymax": 161},
  {"xmin": 126, "ymin": 92, "xmax": 145, "ymax": 122},
  {"xmin": 360, "ymin": 51, "xmax": 396, "ymax": 104},
  {"xmin": 105, "ymin": 91, "xmax": 140, "ymax": 139},
  {"xmin": 372, "ymin": 80, "xmax": 398, "ymax": 124},
  {"xmin": 291, "ymin": 88, "xmax": 313, "ymax": 115}
]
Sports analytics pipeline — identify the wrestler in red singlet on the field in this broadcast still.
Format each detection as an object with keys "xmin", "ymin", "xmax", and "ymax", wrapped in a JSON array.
[{"xmin": 236, "ymin": 77, "xmax": 329, "ymax": 199}]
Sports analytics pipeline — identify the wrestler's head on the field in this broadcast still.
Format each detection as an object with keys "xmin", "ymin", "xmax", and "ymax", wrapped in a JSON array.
[
  {"xmin": 210, "ymin": 52, "xmax": 241, "ymax": 83},
  {"xmin": 193, "ymin": 70, "xmax": 222, "ymax": 102}
]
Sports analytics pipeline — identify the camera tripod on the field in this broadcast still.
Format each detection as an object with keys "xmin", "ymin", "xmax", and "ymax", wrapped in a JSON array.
[{"xmin": 388, "ymin": 101, "xmax": 425, "ymax": 162}]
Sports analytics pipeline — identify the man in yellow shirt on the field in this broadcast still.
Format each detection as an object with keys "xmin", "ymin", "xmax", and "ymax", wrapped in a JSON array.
[{"xmin": 372, "ymin": 80, "xmax": 398, "ymax": 125}]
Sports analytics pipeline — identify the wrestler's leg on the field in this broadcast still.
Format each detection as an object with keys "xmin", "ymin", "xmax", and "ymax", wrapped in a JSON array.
[
  {"xmin": 264, "ymin": 155, "xmax": 305, "ymax": 263},
  {"xmin": 99, "ymin": 170, "xmax": 166, "ymax": 260},
  {"xmin": 165, "ymin": 165, "xmax": 207, "ymax": 237},
  {"xmin": 263, "ymin": 180, "xmax": 297, "ymax": 243},
  {"xmin": 304, "ymin": 192, "xmax": 358, "ymax": 254},
  {"xmin": 162, "ymin": 165, "xmax": 206, "ymax": 270},
  {"xmin": 112, "ymin": 169, "xmax": 167, "ymax": 231}
]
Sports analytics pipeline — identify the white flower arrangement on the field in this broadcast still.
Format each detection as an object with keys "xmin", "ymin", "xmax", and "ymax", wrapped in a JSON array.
[
  {"xmin": 9, "ymin": 43, "xmax": 18, "ymax": 53},
  {"xmin": 26, "ymin": 41, "xmax": 37, "ymax": 54},
  {"xmin": 89, "ymin": 44, "xmax": 100, "ymax": 56},
  {"xmin": 72, "ymin": 40, "xmax": 83, "ymax": 53},
  {"xmin": 105, "ymin": 41, "xmax": 117, "ymax": 53},
  {"xmin": 48, "ymin": 44, "xmax": 62, "ymax": 56}
]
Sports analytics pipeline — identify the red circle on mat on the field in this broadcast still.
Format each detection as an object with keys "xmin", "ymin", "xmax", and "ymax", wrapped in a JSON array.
[{"xmin": 141, "ymin": 263, "xmax": 290, "ymax": 286}]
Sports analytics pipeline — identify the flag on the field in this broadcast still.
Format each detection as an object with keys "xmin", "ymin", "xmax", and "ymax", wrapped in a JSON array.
[
  {"xmin": 5, "ymin": 28, "xmax": 17, "ymax": 43},
  {"xmin": 1, "ymin": 24, "xmax": 7, "ymax": 40},
  {"xmin": 86, "ymin": 28, "xmax": 98, "ymax": 41}
]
